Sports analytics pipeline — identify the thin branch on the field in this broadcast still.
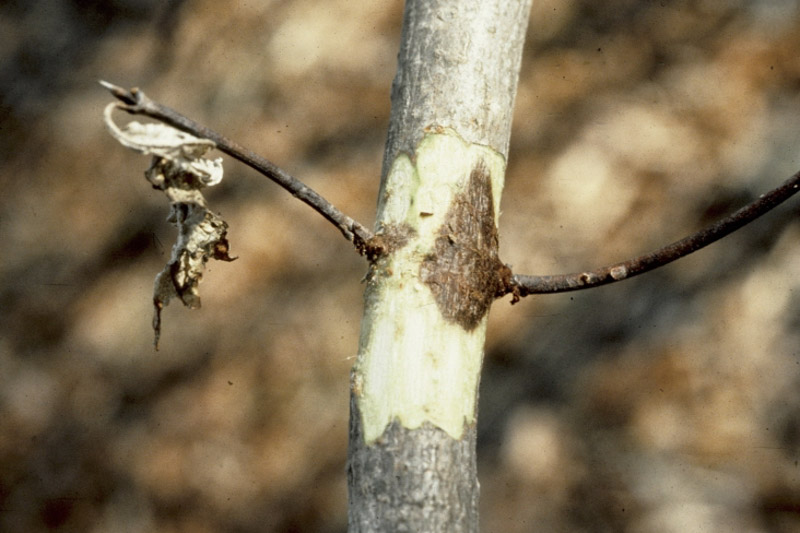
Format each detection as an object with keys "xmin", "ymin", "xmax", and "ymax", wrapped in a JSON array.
[
  {"xmin": 511, "ymin": 169, "xmax": 800, "ymax": 296},
  {"xmin": 99, "ymin": 80, "xmax": 378, "ymax": 255},
  {"xmin": 101, "ymin": 82, "xmax": 800, "ymax": 295}
]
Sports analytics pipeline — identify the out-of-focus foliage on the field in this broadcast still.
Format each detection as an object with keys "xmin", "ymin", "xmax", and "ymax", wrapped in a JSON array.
[{"xmin": 1, "ymin": 1, "xmax": 799, "ymax": 532}]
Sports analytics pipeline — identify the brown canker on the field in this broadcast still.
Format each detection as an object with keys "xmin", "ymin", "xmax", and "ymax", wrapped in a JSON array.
[{"xmin": 420, "ymin": 160, "xmax": 511, "ymax": 330}]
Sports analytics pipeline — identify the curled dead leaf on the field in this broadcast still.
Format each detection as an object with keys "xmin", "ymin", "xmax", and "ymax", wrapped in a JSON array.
[{"xmin": 104, "ymin": 103, "xmax": 236, "ymax": 349}]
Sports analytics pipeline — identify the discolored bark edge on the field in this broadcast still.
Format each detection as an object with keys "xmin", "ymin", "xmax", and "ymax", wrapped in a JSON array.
[
  {"xmin": 380, "ymin": 1, "xmax": 532, "ymax": 181},
  {"xmin": 347, "ymin": 393, "xmax": 479, "ymax": 533}
]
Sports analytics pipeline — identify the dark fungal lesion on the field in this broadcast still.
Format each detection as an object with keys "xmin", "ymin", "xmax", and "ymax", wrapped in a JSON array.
[
  {"xmin": 420, "ymin": 160, "xmax": 512, "ymax": 330},
  {"xmin": 364, "ymin": 223, "xmax": 415, "ymax": 262}
]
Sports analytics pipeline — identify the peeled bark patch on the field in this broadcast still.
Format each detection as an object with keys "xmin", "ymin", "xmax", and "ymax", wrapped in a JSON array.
[
  {"xmin": 420, "ymin": 161, "xmax": 510, "ymax": 330},
  {"xmin": 353, "ymin": 129, "xmax": 508, "ymax": 443}
]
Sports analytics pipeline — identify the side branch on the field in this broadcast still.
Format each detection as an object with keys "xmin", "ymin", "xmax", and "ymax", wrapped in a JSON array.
[
  {"xmin": 99, "ymin": 81, "xmax": 377, "ymax": 254},
  {"xmin": 512, "ymin": 169, "xmax": 800, "ymax": 296}
]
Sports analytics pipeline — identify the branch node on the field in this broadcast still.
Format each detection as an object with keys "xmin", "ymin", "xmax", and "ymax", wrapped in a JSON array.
[{"xmin": 609, "ymin": 264, "xmax": 628, "ymax": 281}]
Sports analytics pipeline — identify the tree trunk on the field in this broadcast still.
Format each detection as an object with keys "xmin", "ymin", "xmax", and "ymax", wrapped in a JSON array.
[{"xmin": 347, "ymin": 1, "xmax": 532, "ymax": 531}]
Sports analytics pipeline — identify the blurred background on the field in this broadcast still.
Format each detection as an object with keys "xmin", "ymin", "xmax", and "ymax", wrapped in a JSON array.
[{"xmin": 2, "ymin": 0, "xmax": 800, "ymax": 531}]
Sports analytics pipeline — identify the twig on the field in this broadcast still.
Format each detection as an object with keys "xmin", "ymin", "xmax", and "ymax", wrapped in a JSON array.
[
  {"xmin": 99, "ymin": 80, "xmax": 377, "ymax": 254},
  {"xmin": 511, "ymin": 169, "xmax": 800, "ymax": 296},
  {"xmin": 101, "ymin": 82, "xmax": 800, "ymax": 296}
]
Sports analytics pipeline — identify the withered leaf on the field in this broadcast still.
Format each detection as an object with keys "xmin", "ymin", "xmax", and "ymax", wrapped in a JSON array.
[{"xmin": 104, "ymin": 103, "xmax": 236, "ymax": 348}]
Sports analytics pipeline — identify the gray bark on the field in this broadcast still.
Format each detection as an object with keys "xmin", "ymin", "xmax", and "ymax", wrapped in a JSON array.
[
  {"xmin": 380, "ymin": 0, "xmax": 532, "ymax": 180},
  {"xmin": 348, "ymin": 398, "xmax": 480, "ymax": 532},
  {"xmin": 348, "ymin": 1, "xmax": 532, "ymax": 532}
]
